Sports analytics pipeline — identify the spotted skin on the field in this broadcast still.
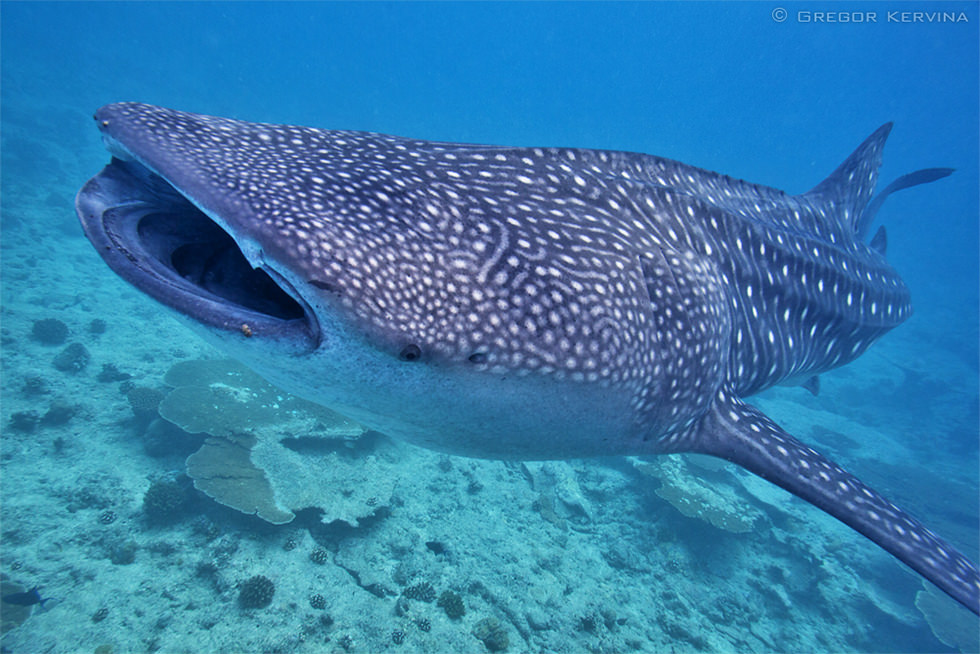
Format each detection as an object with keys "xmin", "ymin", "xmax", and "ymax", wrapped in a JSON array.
[{"xmin": 76, "ymin": 103, "xmax": 978, "ymax": 613}]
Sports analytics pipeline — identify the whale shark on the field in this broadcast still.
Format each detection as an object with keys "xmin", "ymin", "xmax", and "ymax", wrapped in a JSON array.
[{"xmin": 76, "ymin": 103, "xmax": 979, "ymax": 614}]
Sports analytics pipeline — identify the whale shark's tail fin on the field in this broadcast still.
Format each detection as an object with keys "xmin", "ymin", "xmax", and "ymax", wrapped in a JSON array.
[
  {"xmin": 670, "ymin": 390, "xmax": 980, "ymax": 615},
  {"xmin": 856, "ymin": 167, "xmax": 955, "ymax": 241},
  {"xmin": 800, "ymin": 123, "xmax": 954, "ymax": 245}
]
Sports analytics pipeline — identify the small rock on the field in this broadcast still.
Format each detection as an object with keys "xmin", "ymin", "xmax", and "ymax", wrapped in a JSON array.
[
  {"xmin": 526, "ymin": 608, "xmax": 551, "ymax": 631},
  {"xmin": 53, "ymin": 343, "xmax": 90, "ymax": 373},
  {"xmin": 9, "ymin": 411, "xmax": 40, "ymax": 433},
  {"xmin": 32, "ymin": 318, "xmax": 69, "ymax": 345},
  {"xmin": 41, "ymin": 402, "xmax": 77, "ymax": 426},
  {"xmin": 96, "ymin": 363, "xmax": 131, "ymax": 383}
]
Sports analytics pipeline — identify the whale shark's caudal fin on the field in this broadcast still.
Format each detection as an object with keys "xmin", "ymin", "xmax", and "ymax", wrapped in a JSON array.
[
  {"xmin": 799, "ymin": 122, "xmax": 954, "ymax": 244},
  {"xmin": 676, "ymin": 390, "xmax": 980, "ymax": 615},
  {"xmin": 856, "ymin": 167, "xmax": 955, "ymax": 241}
]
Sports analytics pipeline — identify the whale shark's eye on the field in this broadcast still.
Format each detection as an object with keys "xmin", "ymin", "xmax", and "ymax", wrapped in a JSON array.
[
  {"xmin": 468, "ymin": 352, "xmax": 488, "ymax": 364},
  {"xmin": 399, "ymin": 344, "xmax": 422, "ymax": 361}
]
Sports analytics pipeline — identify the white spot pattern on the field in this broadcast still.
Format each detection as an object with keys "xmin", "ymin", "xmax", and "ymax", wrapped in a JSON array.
[
  {"xmin": 91, "ymin": 105, "xmax": 977, "ymax": 612},
  {"xmin": 98, "ymin": 103, "xmax": 911, "ymax": 431}
]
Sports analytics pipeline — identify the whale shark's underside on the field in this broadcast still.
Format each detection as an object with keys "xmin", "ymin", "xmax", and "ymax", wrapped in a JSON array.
[{"xmin": 76, "ymin": 103, "xmax": 978, "ymax": 614}]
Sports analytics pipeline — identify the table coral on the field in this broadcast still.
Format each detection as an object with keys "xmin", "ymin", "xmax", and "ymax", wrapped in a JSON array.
[{"xmin": 158, "ymin": 359, "xmax": 394, "ymax": 526}]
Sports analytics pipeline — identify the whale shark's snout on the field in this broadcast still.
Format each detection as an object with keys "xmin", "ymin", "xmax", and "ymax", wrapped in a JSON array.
[
  {"xmin": 76, "ymin": 103, "xmax": 979, "ymax": 615},
  {"xmin": 76, "ymin": 113, "xmax": 319, "ymax": 353}
]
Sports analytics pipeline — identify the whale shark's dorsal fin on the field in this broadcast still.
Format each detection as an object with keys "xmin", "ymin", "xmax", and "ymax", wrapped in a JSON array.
[
  {"xmin": 673, "ymin": 390, "xmax": 980, "ymax": 614},
  {"xmin": 802, "ymin": 123, "xmax": 892, "ymax": 236}
]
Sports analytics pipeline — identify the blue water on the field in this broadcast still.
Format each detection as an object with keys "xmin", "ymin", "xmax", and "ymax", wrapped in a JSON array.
[{"xmin": 2, "ymin": 2, "xmax": 977, "ymax": 652}]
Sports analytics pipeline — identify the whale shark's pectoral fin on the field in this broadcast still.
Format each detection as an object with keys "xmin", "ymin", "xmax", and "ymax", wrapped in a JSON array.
[
  {"xmin": 678, "ymin": 390, "xmax": 980, "ymax": 614},
  {"xmin": 869, "ymin": 225, "xmax": 888, "ymax": 256},
  {"xmin": 800, "ymin": 375, "xmax": 820, "ymax": 396}
]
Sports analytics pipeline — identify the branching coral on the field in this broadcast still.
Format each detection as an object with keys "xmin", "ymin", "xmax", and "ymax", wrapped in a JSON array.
[
  {"xmin": 437, "ymin": 590, "xmax": 465, "ymax": 619},
  {"xmin": 238, "ymin": 575, "xmax": 275, "ymax": 609},
  {"xmin": 143, "ymin": 479, "xmax": 187, "ymax": 524}
]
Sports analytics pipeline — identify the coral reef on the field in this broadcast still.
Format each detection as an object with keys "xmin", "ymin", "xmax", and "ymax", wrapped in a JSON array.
[
  {"xmin": 437, "ymin": 589, "xmax": 465, "ymax": 619},
  {"xmin": 309, "ymin": 547, "xmax": 330, "ymax": 565},
  {"xmin": 126, "ymin": 386, "xmax": 165, "ymax": 421},
  {"xmin": 309, "ymin": 593, "xmax": 326, "ymax": 610},
  {"xmin": 238, "ymin": 575, "xmax": 275, "ymax": 609},
  {"xmin": 425, "ymin": 540, "xmax": 448, "ymax": 555},
  {"xmin": 66, "ymin": 479, "xmax": 113, "ymax": 512},
  {"xmin": 142, "ymin": 479, "xmax": 187, "ymax": 524},
  {"xmin": 578, "ymin": 609, "xmax": 621, "ymax": 633},
  {"xmin": 186, "ymin": 433, "xmax": 294, "ymax": 524},
  {"xmin": 9, "ymin": 404, "xmax": 77, "ymax": 432},
  {"xmin": 191, "ymin": 516, "xmax": 220, "ymax": 541},
  {"xmin": 88, "ymin": 318, "xmax": 107, "ymax": 334},
  {"xmin": 141, "ymin": 418, "xmax": 202, "ymax": 459},
  {"xmin": 473, "ymin": 616, "xmax": 509, "ymax": 652},
  {"xmin": 633, "ymin": 456, "xmax": 763, "ymax": 533},
  {"xmin": 52, "ymin": 343, "xmax": 90, "ymax": 373},
  {"xmin": 521, "ymin": 461, "xmax": 593, "ymax": 525},
  {"xmin": 157, "ymin": 359, "xmax": 390, "ymax": 526},
  {"xmin": 915, "ymin": 584, "xmax": 979, "ymax": 652},
  {"xmin": 403, "ymin": 581, "xmax": 436, "ymax": 602},
  {"xmin": 32, "ymin": 318, "xmax": 68, "ymax": 345}
]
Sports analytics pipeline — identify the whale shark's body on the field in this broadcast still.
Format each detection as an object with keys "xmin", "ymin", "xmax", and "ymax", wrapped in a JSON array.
[{"xmin": 76, "ymin": 103, "xmax": 979, "ymax": 613}]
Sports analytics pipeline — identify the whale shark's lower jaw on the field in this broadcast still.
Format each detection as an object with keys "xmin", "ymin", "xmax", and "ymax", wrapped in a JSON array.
[{"xmin": 76, "ymin": 157, "xmax": 320, "ymax": 353}]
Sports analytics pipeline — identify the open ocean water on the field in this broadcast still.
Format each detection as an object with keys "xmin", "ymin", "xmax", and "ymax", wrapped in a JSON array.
[{"xmin": 1, "ymin": 2, "xmax": 978, "ymax": 653}]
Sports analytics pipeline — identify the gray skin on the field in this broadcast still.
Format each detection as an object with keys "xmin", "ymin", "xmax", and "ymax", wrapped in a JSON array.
[{"xmin": 76, "ymin": 103, "xmax": 978, "ymax": 613}]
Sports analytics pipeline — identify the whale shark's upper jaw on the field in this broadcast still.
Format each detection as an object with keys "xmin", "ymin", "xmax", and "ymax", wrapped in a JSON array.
[{"xmin": 75, "ymin": 150, "xmax": 320, "ymax": 353}]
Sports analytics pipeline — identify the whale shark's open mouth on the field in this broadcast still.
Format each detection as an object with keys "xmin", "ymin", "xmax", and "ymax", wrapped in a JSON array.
[{"xmin": 76, "ymin": 157, "xmax": 319, "ymax": 351}]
